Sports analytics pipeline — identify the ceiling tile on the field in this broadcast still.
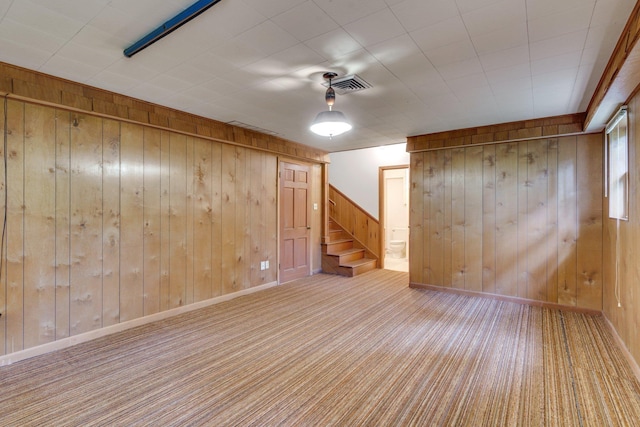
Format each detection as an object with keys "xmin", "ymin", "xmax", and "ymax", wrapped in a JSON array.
[
  {"xmin": 411, "ymin": 16, "xmax": 469, "ymax": 52},
  {"xmin": 304, "ymin": 28, "xmax": 363, "ymax": 61},
  {"xmin": 532, "ymin": 67, "xmax": 579, "ymax": 89},
  {"xmin": 367, "ymin": 34, "xmax": 440, "ymax": 87},
  {"xmin": 425, "ymin": 39, "xmax": 477, "ymax": 67},
  {"xmin": 0, "ymin": 0, "xmax": 11, "ymax": 16},
  {"xmin": 391, "ymin": 0, "xmax": 459, "ymax": 32},
  {"xmin": 485, "ymin": 63, "xmax": 531, "ymax": 86},
  {"xmin": 271, "ymin": 1, "xmax": 338, "ymax": 42},
  {"xmin": 446, "ymin": 72, "xmax": 491, "ymax": 93},
  {"xmin": 27, "ymin": 0, "xmax": 109, "ymax": 22},
  {"xmin": 462, "ymin": 0, "xmax": 526, "ymax": 36},
  {"xmin": 185, "ymin": 0, "xmax": 267, "ymax": 39},
  {"xmin": 590, "ymin": 0, "xmax": 635, "ymax": 27},
  {"xmin": 207, "ymin": 39, "xmax": 266, "ymax": 68},
  {"xmin": 479, "ymin": 44, "xmax": 530, "ymax": 71},
  {"xmin": 88, "ymin": 69, "xmax": 141, "ymax": 92},
  {"xmin": 163, "ymin": 63, "xmax": 218, "ymax": 86},
  {"xmin": 343, "ymin": 8, "xmax": 406, "ymax": 47},
  {"xmin": 214, "ymin": 66, "xmax": 270, "ymax": 88},
  {"xmin": 531, "ymin": 50, "xmax": 582, "ymax": 76},
  {"xmin": 471, "ymin": 22, "xmax": 528, "ymax": 55},
  {"xmin": 567, "ymin": 66, "xmax": 594, "ymax": 110},
  {"xmin": 235, "ymin": 20, "xmax": 299, "ymax": 57},
  {"xmin": 490, "ymin": 76, "xmax": 532, "ymax": 97},
  {"xmin": 148, "ymin": 73, "xmax": 195, "ymax": 93},
  {"xmin": 72, "ymin": 25, "xmax": 129, "ymax": 56},
  {"xmin": 0, "ymin": 36, "xmax": 55, "ymax": 69},
  {"xmin": 438, "ymin": 57, "xmax": 484, "ymax": 80},
  {"xmin": 313, "ymin": 0, "xmax": 388, "ymax": 26},
  {"xmin": 5, "ymin": 0, "xmax": 85, "ymax": 39},
  {"xmin": 526, "ymin": 0, "xmax": 590, "ymax": 21},
  {"xmin": 528, "ymin": 4, "xmax": 593, "ymax": 43},
  {"xmin": 0, "ymin": 19, "xmax": 66, "ymax": 55},
  {"xmin": 413, "ymin": 78, "xmax": 452, "ymax": 102},
  {"xmin": 529, "ymin": 30, "xmax": 588, "ymax": 61},
  {"xmin": 455, "ymin": 0, "xmax": 507, "ymax": 14},
  {"xmin": 185, "ymin": 52, "xmax": 238, "ymax": 78},
  {"xmin": 243, "ymin": 44, "xmax": 325, "ymax": 76},
  {"xmin": 241, "ymin": 0, "xmax": 306, "ymax": 18},
  {"xmin": 87, "ymin": 5, "xmax": 150, "ymax": 43},
  {"xmin": 54, "ymin": 41, "xmax": 118, "ymax": 70},
  {"xmin": 325, "ymin": 48, "xmax": 383, "ymax": 77}
]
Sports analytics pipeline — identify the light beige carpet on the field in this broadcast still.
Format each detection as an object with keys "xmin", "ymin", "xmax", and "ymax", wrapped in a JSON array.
[{"xmin": 1, "ymin": 269, "xmax": 639, "ymax": 426}]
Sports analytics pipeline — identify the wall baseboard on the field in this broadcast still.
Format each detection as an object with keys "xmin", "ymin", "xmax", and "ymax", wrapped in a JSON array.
[
  {"xmin": 603, "ymin": 316, "xmax": 640, "ymax": 384},
  {"xmin": 0, "ymin": 281, "xmax": 279, "ymax": 366},
  {"xmin": 409, "ymin": 282, "xmax": 602, "ymax": 316}
]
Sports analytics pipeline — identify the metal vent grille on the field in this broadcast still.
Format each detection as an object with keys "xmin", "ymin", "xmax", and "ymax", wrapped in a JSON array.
[{"xmin": 322, "ymin": 74, "xmax": 372, "ymax": 95}]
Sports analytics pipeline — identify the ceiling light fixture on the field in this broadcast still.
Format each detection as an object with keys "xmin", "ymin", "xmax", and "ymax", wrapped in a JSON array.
[{"xmin": 310, "ymin": 72, "xmax": 352, "ymax": 138}]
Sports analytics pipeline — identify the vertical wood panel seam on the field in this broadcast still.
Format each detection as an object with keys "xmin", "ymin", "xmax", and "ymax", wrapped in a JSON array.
[
  {"xmin": 2, "ymin": 96, "xmax": 6, "ymax": 352},
  {"xmin": 53, "ymin": 108, "xmax": 57, "ymax": 338},
  {"xmin": 463, "ymin": 151, "xmax": 467, "ymax": 290},
  {"xmin": 66, "ymin": 113, "xmax": 71, "ymax": 338},
  {"xmin": 142, "ymin": 128, "xmax": 145, "ymax": 315},
  {"xmin": 117, "ymin": 122, "xmax": 121, "ymax": 322},
  {"xmin": 21, "ymin": 102, "xmax": 25, "ymax": 349},
  {"xmin": 573, "ymin": 140, "xmax": 578, "ymax": 305},
  {"xmin": 102, "ymin": 120, "xmax": 105, "ymax": 326}
]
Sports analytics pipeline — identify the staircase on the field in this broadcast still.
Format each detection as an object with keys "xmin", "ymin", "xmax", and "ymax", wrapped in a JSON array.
[{"xmin": 322, "ymin": 220, "xmax": 378, "ymax": 277}]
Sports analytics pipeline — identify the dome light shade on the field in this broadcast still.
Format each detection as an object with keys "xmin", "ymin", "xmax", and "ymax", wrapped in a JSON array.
[
  {"xmin": 310, "ymin": 72, "xmax": 352, "ymax": 138},
  {"xmin": 310, "ymin": 110, "xmax": 352, "ymax": 137}
]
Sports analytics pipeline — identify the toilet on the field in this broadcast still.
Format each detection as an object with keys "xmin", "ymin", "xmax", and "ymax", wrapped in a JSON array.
[
  {"xmin": 388, "ymin": 226, "xmax": 407, "ymax": 258},
  {"xmin": 388, "ymin": 240, "xmax": 406, "ymax": 258}
]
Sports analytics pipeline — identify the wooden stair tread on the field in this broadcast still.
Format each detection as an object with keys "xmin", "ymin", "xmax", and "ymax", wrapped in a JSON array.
[
  {"xmin": 340, "ymin": 258, "xmax": 376, "ymax": 268},
  {"xmin": 322, "ymin": 217, "xmax": 378, "ymax": 277},
  {"xmin": 326, "ymin": 248, "xmax": 363, "ymax": 256},
  {"xmin": 324, "ymin": 238, "xmax": 353, "ymax": 245}
]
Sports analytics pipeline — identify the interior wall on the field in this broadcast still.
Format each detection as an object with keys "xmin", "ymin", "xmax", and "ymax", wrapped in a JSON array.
[
  {"xmin": 0, "ymin": 99, "xmax": 282, "ymax": 356},
  {"xmin": 409, "ymin": 134, "xmax": 604, "ymax": 311},
  {"xmin": 603, "ymin": 93, "xmax": 640, "ymax": 367},
  {"xmin": 329, "ymin": 143, "xmax": 410, "ymax": 219}
]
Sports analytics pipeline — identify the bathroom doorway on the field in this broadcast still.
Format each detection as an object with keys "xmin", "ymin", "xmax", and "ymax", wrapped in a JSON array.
[{"xmin": 379, "ymin": 165, "xmax": 409, "ymax": 272}]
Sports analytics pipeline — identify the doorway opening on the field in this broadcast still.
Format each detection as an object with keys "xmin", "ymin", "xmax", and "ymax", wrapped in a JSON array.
[{"xmin": 379, "ymin": 165, "xmax": 409, "ymax": 272}]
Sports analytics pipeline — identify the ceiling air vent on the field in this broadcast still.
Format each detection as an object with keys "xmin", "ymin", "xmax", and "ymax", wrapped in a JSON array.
[{"xmin": 322, "ymin": 74, "xmax": 372, "ymax": 95}]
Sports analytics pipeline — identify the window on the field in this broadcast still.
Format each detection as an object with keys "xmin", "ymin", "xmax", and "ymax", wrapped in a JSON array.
[{"xmin": 606, "ymin": 106, "xmax": 629, "ymax": 220}]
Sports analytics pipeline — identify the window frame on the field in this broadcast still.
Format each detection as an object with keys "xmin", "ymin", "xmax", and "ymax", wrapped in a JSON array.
[{"xmin": 605, "ymin": 106, "xmax": 629, "ymax": 221}]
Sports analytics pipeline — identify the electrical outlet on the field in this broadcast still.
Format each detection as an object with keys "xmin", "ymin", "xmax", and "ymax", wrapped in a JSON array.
[
  {"xmin": 265, "ymin": 260, "xmax": 269, "ymax": 269},
  {"xmin": 260, "ymin": 261, "xmax": 265, "ymax": 271}
]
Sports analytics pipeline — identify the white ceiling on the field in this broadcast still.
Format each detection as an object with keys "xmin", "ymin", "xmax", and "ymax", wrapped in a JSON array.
[{"xmin": 0, "ymin": 0, "xmax": 635, "ymax": 152}]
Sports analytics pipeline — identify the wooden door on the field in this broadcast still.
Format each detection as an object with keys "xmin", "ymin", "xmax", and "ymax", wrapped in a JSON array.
[{"xmin": 279, "ymin": 162, "xmax": 311, "ymax": 283}]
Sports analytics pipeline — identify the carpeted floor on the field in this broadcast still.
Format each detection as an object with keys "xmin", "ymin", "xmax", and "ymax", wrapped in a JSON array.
[{"xmin": 1, "ymin": 269, "xmax": 639, "ymax": 426}]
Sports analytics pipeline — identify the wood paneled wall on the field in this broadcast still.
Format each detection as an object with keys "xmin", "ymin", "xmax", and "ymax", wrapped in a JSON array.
[
  {"xmin": 0, "ymin": 62, "xmax": 329, "ymax": 164},
  {"xmin": 0, "ymin": 99, "xmax": 278, "ymax": 355},
  {"xmin": 406, "ymin": 113, "xmax": 585, "ymax": 152},
  {"xmin": 328, "ymin": 185, "xmax": 380, "ymax": 260},
  {"xmin": 409, "ymin": 134, "xmax": 604, "ymax": 310},
  {"xmin": 603, "ymin": 92, "xmax": 640, "ymax": 368}
]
